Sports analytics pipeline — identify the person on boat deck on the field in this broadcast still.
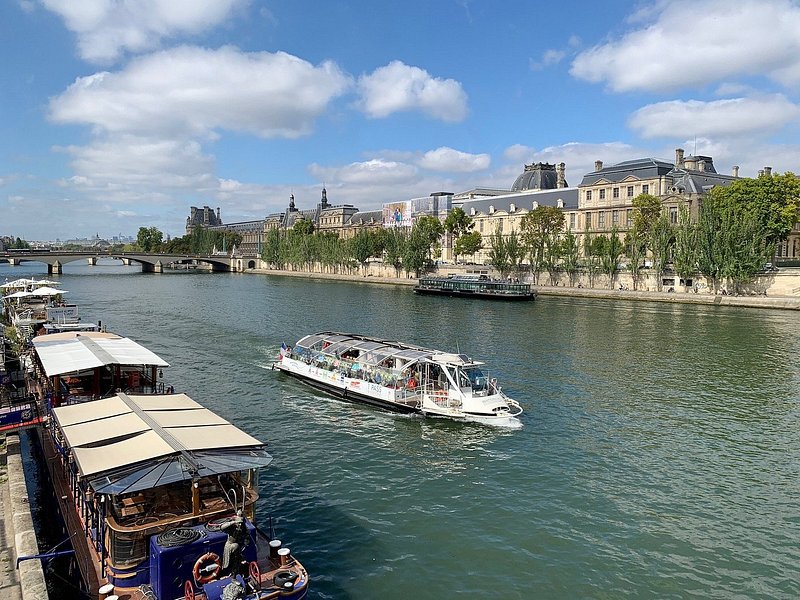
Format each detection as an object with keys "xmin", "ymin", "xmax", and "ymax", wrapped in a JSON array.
[
  {"xmin": 407, "ymin": 374, "xmax": 417, "ymax": 390},
  {"xmin": 221, "ymin": 510, "xmax": 249, "ymax": 577}
]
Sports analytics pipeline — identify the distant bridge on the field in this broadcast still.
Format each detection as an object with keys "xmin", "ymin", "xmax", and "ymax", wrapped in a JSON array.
[{"xmin": 0, "ymin": 250, "xmax": 261, "ymax": 274}]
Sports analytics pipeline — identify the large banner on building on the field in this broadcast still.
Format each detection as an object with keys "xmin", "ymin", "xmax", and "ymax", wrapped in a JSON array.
[{"xmin": 382, "ymin": 201, "xmax": 413, "ymax": 228}]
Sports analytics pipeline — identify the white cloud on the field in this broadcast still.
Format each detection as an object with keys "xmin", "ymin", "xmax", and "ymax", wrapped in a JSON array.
[
  {"xmin": 309, "ymin": 159, "xmax": 418, "ymax": 185},
  {"xmin": 530, "ymin": 49, "xmax": 566, "ymax": 71},
  {"xmin": 629, "ymin": 96, "xmax": 800, "ymax": 139},
  {"xmin": 417, "ymin": 147, "xmax": 490, "ymax": 172},
  {"xmin": 49, "ymin": 46, "xmax": 352, "ymax": 139},
  {"xmin": 357, "ymin": 61, "xmax": 468, "ymax": 122},
  {"xmin": 570, "ymin": 0, "xmax": 800, "ymax": 92},
  {"xmin": 503, "ymin": 141, "xmax": 642, "ymax": 185},
  {"xmin": 40, "ymin": 0, "xmax": 247, "ymax": 63}
]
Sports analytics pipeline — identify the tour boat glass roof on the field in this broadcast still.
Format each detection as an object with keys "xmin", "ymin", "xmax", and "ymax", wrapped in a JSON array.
[
  {"xmin": 51, "ymin": 393, "xmax": 272, "ymax": 495},
  {"xmin": 294, "ymin": 332, "xmax": 473, "ymax": 367},
  {"xmin": 33, "ymin": 331, "xmax": 169, "ymax": 377}
]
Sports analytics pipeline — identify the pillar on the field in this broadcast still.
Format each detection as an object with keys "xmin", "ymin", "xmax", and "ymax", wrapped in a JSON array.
[
  {"xmin": 48, "ymin": 261, "xmax": 62, "ymax": 275},
  {"xmin": 87, "ymin": 257, "xmax": 97, "ymax": 266}
]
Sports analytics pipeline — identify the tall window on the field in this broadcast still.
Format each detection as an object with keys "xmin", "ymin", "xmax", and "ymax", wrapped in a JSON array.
[
  {"xmin": 669, "ymin": 207, "xmax": 678, "ymax": 224},
  {"xmin": 598, "ymin": 212, "xmax": 606, "ymax": 229},
  {"xmin": 585, "ymin": 212, "xmax": 592, "ymax": 229},
  {"xmin": 613, "ymin": 187, "xmax": 619, "ymax": 199},
  {"xmin": 612, "ymin": 210, "xmax": 619, "ymax": 226},
  {"xmin": 642, "ymin": 184, "xmax": 649, "ymax": 194},
  {"xmin": 626, "ymin": 209, "xmax": 632, "ymax": 227},
  {"xmin": 627, "ymin": 186, "xmax": 634, "ymax": 198},
  {"xmin": 569, "ymin": 213, "xmax": 576, "ymax": 229},
  {"xmin": 599, "ymin": 189, "xmax": 606, "ymax": 200},
  {"xmin": 586, "ymin": 190, "xmax": 593, "ymax": 201}
]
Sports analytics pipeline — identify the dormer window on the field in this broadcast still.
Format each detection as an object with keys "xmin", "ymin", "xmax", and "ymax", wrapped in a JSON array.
[
  {"xmin": 510, "ymin": 203, "xmax": 516, "ymax": 212},
  {"xmin": 489, "ymin": 205, "xmax": 495, "ymax": 214},
  {"xmin": 532, "ymin": 201, "xmax": 539, "ymax": 210},
  {"xmin": 470, "ymin": 207, "xmax": 476, "ymax": 216}
]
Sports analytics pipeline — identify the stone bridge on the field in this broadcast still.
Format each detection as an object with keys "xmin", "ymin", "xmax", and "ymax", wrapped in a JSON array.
[{"xmin": 0, "ymin": 251, "xmax": 261, "ymax": 274}]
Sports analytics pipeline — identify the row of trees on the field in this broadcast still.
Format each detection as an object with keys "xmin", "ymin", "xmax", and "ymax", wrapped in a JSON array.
[
  {"xmin": 260, "ymin": 216, "xmax": 450, "ymax": 276},
  {"xmin": 485, "ymin": 173, "xmax": 799, "ymax": 292},
  {"xmin": 136, "ymin": 226, "xmax": 242, "ymax": 255}
]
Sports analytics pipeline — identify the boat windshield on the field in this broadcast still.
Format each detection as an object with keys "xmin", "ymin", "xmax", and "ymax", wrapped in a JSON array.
[{"xmin": 460, "ymin": 366, "xmax": 488, "ymax": 391}]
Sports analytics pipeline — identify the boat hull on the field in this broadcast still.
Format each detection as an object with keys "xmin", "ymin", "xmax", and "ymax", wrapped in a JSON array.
[
  {"xmin": 413, "ymin": 287, "xmax": 535, "ymax": 300},
  {"xmin": 277, "ymin": 359, "xmax": 420, "ymax": 415}
]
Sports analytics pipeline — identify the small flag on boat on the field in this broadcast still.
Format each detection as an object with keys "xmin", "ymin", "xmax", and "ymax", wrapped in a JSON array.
[{"xmin": 279, "ymin": 342, "xmax": 288, "ymax": 359}]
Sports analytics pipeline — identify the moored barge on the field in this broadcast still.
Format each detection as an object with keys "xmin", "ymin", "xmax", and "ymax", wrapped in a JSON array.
[
  {"xmin": 27, "ymin": 330, "xmax": 309, "ymax": 600},
  {"xmin": 414, "ymin": 274, "xmax": 535, "ymax": 300}
]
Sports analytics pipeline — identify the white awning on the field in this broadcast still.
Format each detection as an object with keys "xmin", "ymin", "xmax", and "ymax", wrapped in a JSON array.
[
  {"xmin": 52, "ymin": 393, "xmax": 270, "ymax": 491},
  {"xmin": 33, "ymin": 332, "xmax": 169, "ymax": 377}
]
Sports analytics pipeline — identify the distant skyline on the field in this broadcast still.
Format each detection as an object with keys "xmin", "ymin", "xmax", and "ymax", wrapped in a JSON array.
[{"xmin": 2, "ymin": 0, "xmax": 800, "ymax": 240}]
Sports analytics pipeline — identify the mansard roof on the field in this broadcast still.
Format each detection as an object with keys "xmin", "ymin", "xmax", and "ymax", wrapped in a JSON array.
[
  {"xmin": 346, "ymin": 209, "xmax": 382, "ymax": 226},
  {"xmin": 580, "ymin": 158, "xmax": 674, "ymax": 186},
  {"xmin": 457, "ymin": 187, "xmax": 579, "ymax": 215},
  {"xmin": 667, "ymin": 168, "xmax": 737, "ymax": 195}
]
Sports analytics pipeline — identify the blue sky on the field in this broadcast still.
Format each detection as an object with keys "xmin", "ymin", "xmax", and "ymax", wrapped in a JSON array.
[{"xmin": 2, "ymin": 0, "xmax": 800, "ymax": 240}]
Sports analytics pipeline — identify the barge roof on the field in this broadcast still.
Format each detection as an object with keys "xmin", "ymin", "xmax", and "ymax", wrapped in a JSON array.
[
  {"xmin": 33, "ymin": 331, "xmax": 169, "ymax": 377},
  {"xmin": 51, "ymin": 392, "xmax": 271, "ymax": 495}
]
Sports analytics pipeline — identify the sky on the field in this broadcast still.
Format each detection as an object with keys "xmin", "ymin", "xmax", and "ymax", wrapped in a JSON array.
[{"xmin": 2, "ymin": 0, "xmax": 800, "ymax": 241}]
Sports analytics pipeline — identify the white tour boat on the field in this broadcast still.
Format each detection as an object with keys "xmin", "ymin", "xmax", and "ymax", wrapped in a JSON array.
[{"xmin": 276, "ymin": 332, "xmax": 523, "ymax": 427}]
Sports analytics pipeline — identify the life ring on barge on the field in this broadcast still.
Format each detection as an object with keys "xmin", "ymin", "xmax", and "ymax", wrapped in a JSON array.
[
  {"xmin": 249, "ymin": 561, "xmax": 261, "ymax": 590},
  {"xmin": 192, "ymin": 552, "xmax": 221, "ymax": 584}
]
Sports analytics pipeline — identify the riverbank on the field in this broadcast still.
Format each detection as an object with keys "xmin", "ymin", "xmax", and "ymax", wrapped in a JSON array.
[{"xmin": 250, "ymin": 267, "xmax": 800, "ymax": 310}]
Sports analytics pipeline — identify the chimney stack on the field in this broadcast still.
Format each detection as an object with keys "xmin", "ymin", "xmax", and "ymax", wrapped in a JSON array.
[
  {"xmin": 675, "ymin": 148, "xmax": 685, "ymax": 168},
  {"xmin": 556, "ymin": 162, "xmax": 566, "ymax": 188},
  {"xmin": 594, "ymin": 160, "xmax": 603, "ymax": 172},
  {"xmin": 758, "ymin": 169, "xmax": 764, "ymax": 177},
  {"xmin": 732, "ymin": 165, "xmax": 739, "ymax": 177},
  {"xmin": 764, "ymin": 166, "xmax": 772, "ymax": 176}
]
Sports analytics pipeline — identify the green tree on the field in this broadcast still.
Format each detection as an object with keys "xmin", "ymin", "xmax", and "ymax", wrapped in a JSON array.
[
  {"xmin": 672, "ymin": 205, "xmax": 698, "ymax": 288},
  {"xmin": 649, "ymin": 213, "xmax": 675, "ymax": 291},
  {"xmin": 488, "ymin": 226, "xmax": 510, "ymax": 278},
  {"xmin": 624, "ymin": 230, "xmax": 646, "ymax": 291},
  {"xmin": 631, "ymin": 194, "xmax": 662, "ymax": 236},
  {"xmin": 520, "ymin": 205, "xmax": 564, "ymax": 284},
  {"xmin": 582, "ymin": 224, "xmax": 601, "ymax": 286},
  {"xmin": 403, "ymin": 225, "xmax": 431, "ymax": 277},
  {"xmin": 453, "ymin": 231, "xmax": 482, "ymax": 262},
  {"xmin": 349, "ymin": 229, "xmax": 376, "ymax": 273},
  {"xmin": 711, "ymin": 171, "xmax": 800, "ymax": 245},
  {"xmin": 414, "ymin": 216, "xmax": 445, "ymax": 262},
  {"xmin": 560, "ymin": 229, "xmax": 580, "ymax": 287},
  {"xmin": 137, "ymin": 227, "xmax": 164, "ymax": 252},
  {"xmin": 505, "ymin": 230, "xmax": 525, "ymax": 274},
  {"xmin": 292, "ymin": 219, "xmax": 314, "ymax": 236},
  {"xmin": 384, "ymin": 228, "xmax": 408, "ymax": 277},
  {"xmin": 443, "ymin": 207, "xmax": 474, "ymax": 263},
  {"xmin": 262, "ymin": 229, "xmax": 287, "ymax": 268},
  {"xmin": 598, "ymin": 227, "xmax": 624, "ymax": 288}
]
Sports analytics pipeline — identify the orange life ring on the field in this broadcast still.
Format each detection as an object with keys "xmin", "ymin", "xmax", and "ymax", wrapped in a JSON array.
[
  {"xmin": 249, "ymin": 561, "xmax": 261, "ymax": 590},
  {"xmin": 192, "ymin": 552, "xmax": 221, "ymax": 584}
]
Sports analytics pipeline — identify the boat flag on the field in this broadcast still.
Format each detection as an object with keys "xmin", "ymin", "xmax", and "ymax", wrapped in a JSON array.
[{"xmin": 279, "ymin": 342, "xmax": 288, "ymax": 359}]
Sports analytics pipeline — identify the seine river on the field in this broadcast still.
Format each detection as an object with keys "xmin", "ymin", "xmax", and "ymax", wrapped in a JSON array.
[{"xmin": 4, "ymin": 261, "xmax": 800, "ymax": 599}]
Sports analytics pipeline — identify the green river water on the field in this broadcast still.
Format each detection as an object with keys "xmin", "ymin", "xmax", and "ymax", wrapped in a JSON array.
[{"xmin": 4, "ymin": 262, "xmax": 799, "ymax": 599}]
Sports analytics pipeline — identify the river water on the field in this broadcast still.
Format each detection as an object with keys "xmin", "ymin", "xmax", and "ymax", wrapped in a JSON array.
[{"xmin": 3, "ymin": 262, "xmax": 799, "ymax": 599}]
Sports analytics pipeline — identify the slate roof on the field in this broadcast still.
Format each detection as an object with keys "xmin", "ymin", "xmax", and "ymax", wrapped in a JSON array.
[
  {"xmin": 580, "ymin": 158, "xmax": 675, "ymax": 186},
  {"xmin": 456, "ymin": 187, "xmax": 579, "ymax": 215},
  {"xmin": 668, "ymin": 168, "xmax": 737, "ymax": 195},
  {"xmin": 346, "ymin": 209, "xmax": 382, "ymax": 226}
]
